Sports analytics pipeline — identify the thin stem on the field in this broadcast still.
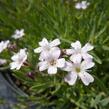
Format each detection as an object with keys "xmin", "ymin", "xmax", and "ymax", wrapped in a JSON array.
[{"xmin": 0, "ymin": 66, "xmax": 9, "ymax": 71}]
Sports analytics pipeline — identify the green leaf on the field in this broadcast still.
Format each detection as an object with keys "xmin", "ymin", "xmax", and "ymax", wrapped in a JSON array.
[
  {"xmin": 30, "ymin": 82, "xmax": 49, "ymax": 90},
  {"xmin": 95, "ymin": 25, "xmax": 107, "ymax": 39},
  {"xmin": 102, "ymin": 45, "xmax": 109, "ymax": 51},
  {"xmin": 91, "ymin": 52, "xmax": 102, "ymax": 64},
  {"xmin": 95, "ymin": 93, "xmax": 103, "ymax": 104},
  {"xmin": 100, "ymin": 97, "xmax": 109, "ymax": 106},
  {"xmin": 91, "ymin": 93, "xmax": 104, "ymax": 107}
]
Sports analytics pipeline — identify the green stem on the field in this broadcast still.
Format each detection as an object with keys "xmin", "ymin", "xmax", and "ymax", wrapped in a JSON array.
[
  {"xmin": 70, "ymin": 98, "xmax": 87, "ymax": 109},
  {"xmin": 0, "ymin": 66, "xmax": 9, "ymax": 71}
]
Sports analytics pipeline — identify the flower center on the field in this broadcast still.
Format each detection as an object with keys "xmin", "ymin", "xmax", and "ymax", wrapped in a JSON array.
[
  {"xmin": 75, "ymin": 67, "xmax": 81, "ymax": 73},
  {"xmin": 50, "ymin": 60, "xmax": 56, "ymax": 66}
]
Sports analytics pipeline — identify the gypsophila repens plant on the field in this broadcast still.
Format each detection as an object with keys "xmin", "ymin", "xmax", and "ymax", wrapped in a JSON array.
[
  {"xmin": 1, "ymin": 36, "xmax": 95, "ymax": 85},
  {"xmin": 0, "ymin": 0, "xmax": 109, "ymax": 108}
]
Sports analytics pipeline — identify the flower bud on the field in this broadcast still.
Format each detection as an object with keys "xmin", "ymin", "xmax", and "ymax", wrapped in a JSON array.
[{"xmin": 26, "ymin": 72, "xmax": 35, "ymax": 80}]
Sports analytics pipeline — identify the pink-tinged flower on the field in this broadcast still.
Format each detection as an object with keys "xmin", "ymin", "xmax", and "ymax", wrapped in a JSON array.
[
  {"xmin": 0, "ymin": 40, "xmax": 10, "ymax": 53},
  {"xmin": 75, "ymin": 1, "xmax": 90, "ymax": 10},
  {"xmin": 12, "ymin": 29, "xmax": 25, "ymax": 39},
  {"xmin": 10, "ymin": 48, "xmax": 27, "ymax": 70},
  {"xmin": 66, "ymin": 41, "xmax": 94, "ymax": 63},
  {"xmin": 64, "ymin": 59, "xmax": 94, "ymax": 86},
  {"xmin": 34, "ymin": 38, "xmax": 61, "ymax": 60},
  {"xmin": 38, "ymin": 48, "xmax": 65, "ymax": 75}
]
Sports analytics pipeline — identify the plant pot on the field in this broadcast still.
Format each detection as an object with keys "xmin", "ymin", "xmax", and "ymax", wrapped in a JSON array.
[
  {"xmin": 0, "ymin": 71, "xmax": 46, "ymax": 109},
  {"xmin": 0, "ymin": 71, "xmax": 28, "ymax": 97}
]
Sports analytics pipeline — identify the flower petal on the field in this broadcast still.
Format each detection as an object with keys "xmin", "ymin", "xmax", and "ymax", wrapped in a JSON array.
[
  {"xmin": 16, "ymin": 63, "xmax": 22, "ymax": 70},
  {"xmin": 70, "ymin": 54, "xmax": 82, "ymax": 64},
  {"xmin": 82, "ymin": 6, "xmax": 87, "ymax": 9},
  {"xmin": 34, "ymin": 47, "xmax": 42, "ymax": 53},
  {"xmin": 10, "ymin": 48, "xmax": 27, "ymax": 70},
  {"xmin": 39, "ymin": 38, "xmax": 48, "ymax": 46},
  {"xmin": 0, "ymin": 40, "xmax": 10, "ymax": 53},
  {"xmin": 82, "ymin": 53, "xmax": 93, "ymax": 60},
  {"xmin": 39, "ymin": 52, "xmax": 49, "ymax": 61},
  {"xmin": 50, "ymin": 39, "xmax": 60, "ymax": 47},
  {"xmin": 10, "ymin": 62, "xmax": 20, "ymax": 70},
  {"xmin": 50, "ymin": 47, "xmax": 61, "ymax": 59},
  {"xmin": 79, "ymin": 72, "xmax": 94, "ymax": 86},
  {"xmin": 75, "ymin": 3, "xmax": 82, "ymax": 9},
  {"xmin": 81, "ymin": 4, "xmax": 87, "ymax": 9},
  {"xmin": 19, "ymin": 49, "xmax": 27, "ymax": 62},
  {"xmin": 64, "ymin": 72, "xmax": 77, "ymax": 85},
  {"xmin": 48, "ymin": 66, "xmax": 57, "ymax": 74},
  {"xmin": 63, "ymin": 61, "xmax": 74, "ymax": 72},
  {"xmin": 56, "ymin": 58, "xmax": 65, "ymax": 68},
  {"xmin": 81, "ymin": 1, "xmax": 90, "ymax": 9},
  {"xmin": 81, "ymin": 60, "xmax": 95, "ymax": 70},
  {"xmin": 82, "ymin": 43, "xmax": 94, "ymax": 52},
  {"xmin": 71, "ymin": 41, "xmax": 81, "ymax": 50},
  {"xmin": 38, "ymin": 61, "xmax": 48, "ymax": 71},
  {"xmin": 11, "ymin": 53, "xmax": 19, "ymax": 61},
  {"xmin": 3, "ymin": 40, "xmax": 10, "ymax": 49},
  {"xmin": 66, "ymin": 49, "xmax": 74, "ymax": 55},
  {"xmin": 0, "ymin": 59, "xmax": 7, "ymax": 65}
]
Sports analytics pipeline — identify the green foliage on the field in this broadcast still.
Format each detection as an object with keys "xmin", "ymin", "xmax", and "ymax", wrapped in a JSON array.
[{"xmin": 0, "ymin": 0, "xmax": 109, "ymax": 108}]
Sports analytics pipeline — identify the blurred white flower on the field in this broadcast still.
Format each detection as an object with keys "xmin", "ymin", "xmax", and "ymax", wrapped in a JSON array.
[
  {"xmin": 66, "ymin": 41, "xmax": 94, "ymax": 63},
  {"xmin": 0, "ymin": 59, "xmax": 7, "ymax": 65},
  {"xmin": 0, "ymin": 40, "xmax": 10, "ymax": 53},
  {"xmin": 75, "ymin": 1, "xmax": 90, "ymax": 9},
  {"xmin": 12, "ymin": 29, "xmax": 25, "ymax": 39},
  {"xmin": 34, "ymin": 38, "xmax": 61, "ymax": 60},
  {"xmin": 10, "ymin": 48, "xmax": 27, "ymax": 70},
  {"xmin": 64, "ymin": 59, "xmax": 94, "ymax": 86},
  {"xmin": 38, "ymin": 48, "xmax": 65, "ymax": 74}
]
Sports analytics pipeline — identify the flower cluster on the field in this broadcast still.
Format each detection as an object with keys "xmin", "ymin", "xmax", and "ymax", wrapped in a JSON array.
[
  {"xmin": 34, "ymin": 38, "xmax": 65, "ymax": 74},
  {"xmin": 0, "ymin": 29, "xmax": 95, "ymax": 86},
  {"xmin": 34, "ymin": 38, "xmax": 95, "ymax": 86},
  {"xmin": 0, "ymin": 29, "xmax": 25, "ymax": 67},
  {"xmin": 64, "ymin": 41, "xmax": 94, "ymax": 85}
]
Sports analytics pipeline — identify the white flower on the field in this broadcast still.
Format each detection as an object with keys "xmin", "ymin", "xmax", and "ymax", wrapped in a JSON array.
[
  {"xmin": 10, "ymin": 48, "xmax": 27, "ymax": 70},
  {"xmin": 0, "ymin": 59, "xmax": 7, "ymax": 65},
  {"xmin": 34, "ymin": 38, "xmax": 61, "ymax": 60},
  {"xmin": 75, "ymin": 1, "xmax": 90, "ymax": 10},
  {"xmin": 66, "ymin": 41, "xmax": 94, "ymax": 63},
  {"xmin": 12, "ymin": 29, "xmax": 25, "ymax": 39},
  {"xmin": 64, "ymin": 59, "xmax": 94, "ymax": 86},
  {"xmin": 38, "ymin": 48, "xmax": 65, "ymax": 75},
  {"xmin": 0, "ymin": 40, "xmax": 10, "ymax": 53}
]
